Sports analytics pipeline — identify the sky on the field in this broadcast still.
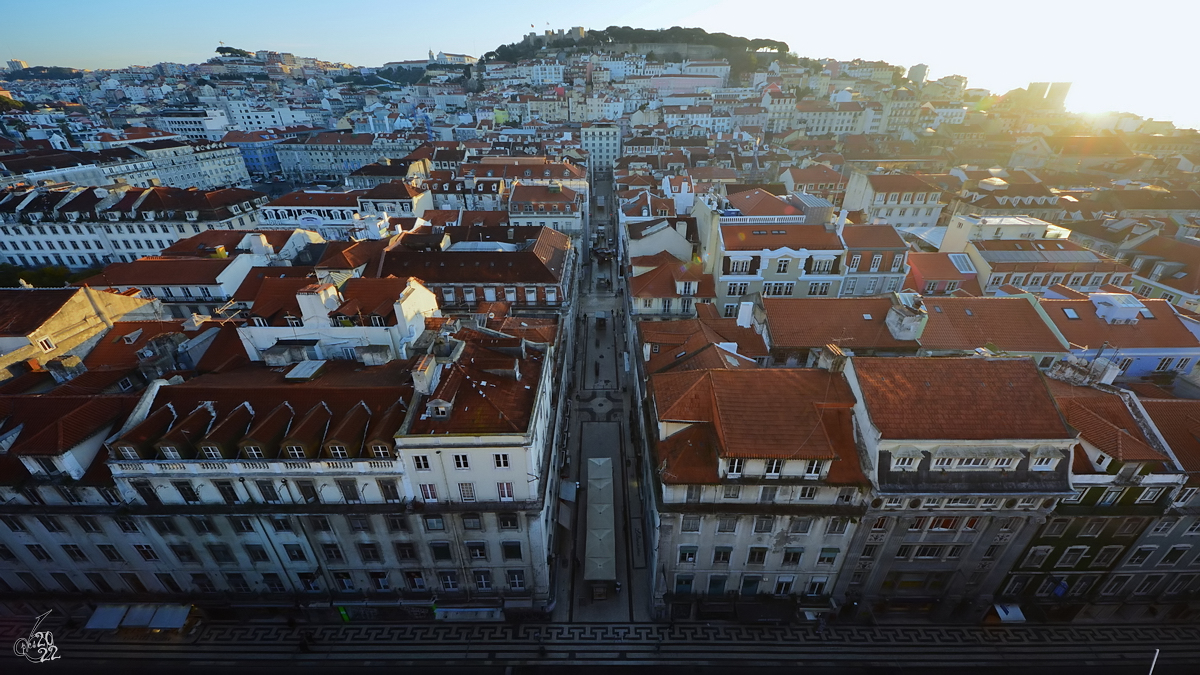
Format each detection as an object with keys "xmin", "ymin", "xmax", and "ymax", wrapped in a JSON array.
[{"xmin": 6, "ymin": 0, "xmax": 1199, "ymax": 130}]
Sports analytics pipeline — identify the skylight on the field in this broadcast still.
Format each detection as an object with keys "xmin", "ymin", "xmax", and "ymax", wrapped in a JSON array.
[
  {"xmin": 863, "ymin": 314, "xmax": 873, "ymax": 320},
  {"xmin": 1063, "ymin": 308, "xmax": 1080, "ymax": 319},
  {"xmin": 1139, "ymin": 308, "xmax": 1155, "ymax": 319}
]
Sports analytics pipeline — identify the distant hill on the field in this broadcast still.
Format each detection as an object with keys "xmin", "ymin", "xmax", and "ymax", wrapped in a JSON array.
[{"xmin": 486, "ymin": 25, "xmax": 803, "ymax": 82}]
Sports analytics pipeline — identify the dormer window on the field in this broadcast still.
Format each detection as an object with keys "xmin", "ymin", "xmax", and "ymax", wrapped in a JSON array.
[
  {"xmin": 160, "ymin": 446, "xmax": 180, "ymax": 460},
  {"xmin": 285, "ymin": 445, "xmax": 306, "ymax": 459},
  {"xmin": 107, "ymin": 212, "xmax": 120, "ymax": 221},
  {"xmin": 142, "ymin": 211, "xmax": 155, "ymax": 221},
  {"xmin": 201, "ymin": 446, "xmax": 222, "ymax": 459},
  {"xmin": 804, "ymin": 460, "xmax": 823, "ymax": 478},
  {"xmin": 186, "ymin": 211, "xmax": 199, "ymax": 221},
  {"xmin": 285, "ymin": 316, "xmax": 302, "ymax": 327},
  {"xmin": 433, "ymin": 405, "xmax": 450, "ymax": 419},
  {"xmin": 893, "ymin": 456, "xmax": 915, "ymax": 470},
  {"xmin": 118, "ymin": 446, "xmax": 139, "ymax": 460},
  {"xmin": 328, "ymin": 445, "xmax": 348, "ymax": 459},
  {"xmin": 243, "ymin": 446, "xmax": 264, "ymax": 459},
  {"xmin": 371, "ymin": 444, "xmax": 391, "ymax": 458},
  {"xmin": 958, "ymin": 457, "xmax": 990, "ymax": 468}
]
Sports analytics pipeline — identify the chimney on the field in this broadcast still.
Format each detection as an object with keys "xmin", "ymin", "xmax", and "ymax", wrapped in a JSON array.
[
  {"xmin": 735, "ymin": 300, "xmax": 755, "ymax": 328},
  {"xmin": 412, "ymin": 353, "xmax": 441, "ymax": 394},
  {"xmin": 296, "ymin": 283, "xmax": 343, "ymax": 326},
  {"xmin": 817, "ymin": 344, "xmax": 847, "ymax": 372},
  {"xmin": 675, "ymin": 221, "xmax": 686, "ymax": 237},
  {"xmin": 184, "ymin": 313, "xmax": 209, "ymax": 331},
  {"xmin": 244, "ymin": 233, "xmax": 271, "ymax": 256},
  {"xmin": 885, "ymin": 293, "xmax": 927, "ymax": 341}
]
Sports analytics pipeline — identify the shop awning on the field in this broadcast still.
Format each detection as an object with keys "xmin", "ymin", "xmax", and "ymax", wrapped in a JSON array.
[
  {"xmin": 994, "ymin": 603, "xmax": 1026, "ymax": 623},
  {"xmin": 84, "ymin": 605, "xmax": 127, "ymax": 630},
  {"xmin": 149, "ymin": 605, "xmax": 191, "ymax": 629},
  {"xmin": 121, "ymin": 605, "xmax": 157, "ymax": 627}
]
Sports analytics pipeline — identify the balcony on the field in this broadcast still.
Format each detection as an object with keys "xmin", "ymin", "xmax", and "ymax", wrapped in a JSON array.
[{"xmin": 110, "ymin": 458, "xmax": 400, "ymax": 476}]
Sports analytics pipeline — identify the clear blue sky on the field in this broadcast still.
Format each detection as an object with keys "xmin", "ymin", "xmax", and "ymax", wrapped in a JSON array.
[{"xmin": 7, "ymin": 0, "xmax": 1198, "ymax": 129}]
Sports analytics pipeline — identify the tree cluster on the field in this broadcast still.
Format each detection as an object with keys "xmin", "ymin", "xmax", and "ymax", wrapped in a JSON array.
[
  {"xmin": 0, "ymin": 264, "xmax": 100, "ymax": 288},
  {"xmin": 215, "ymin": 46, "xmax": 254, "ymax": 58},
  {"xmin": 3, "ymin": 67, "xmax": 83, "ymax": 81}
]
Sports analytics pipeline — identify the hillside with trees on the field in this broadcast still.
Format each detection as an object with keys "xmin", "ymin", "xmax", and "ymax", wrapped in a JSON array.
[{"xmin": 3, "ymin": 66, "xmax": 83, "ymax": 81}]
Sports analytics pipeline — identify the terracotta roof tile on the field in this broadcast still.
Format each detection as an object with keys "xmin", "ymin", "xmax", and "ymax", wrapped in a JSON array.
[
  {"xmin": 764, "ymin": 298, "xmax": 917, "ymax": 351},
  {"xmin": 1138, "ymin": 399, "xmax": 1200, "ymax": 481},
  {"xmin": 921, "ymin": 296, "xmax": 1068, "ymax": 353},
  {"xmin": 853, "ymin": 357, "xmax": 1075, "ymax": 440},
  {"xmin": 652, "ymin": 369, "xmax": 855, "ymax": 459},
  {"xmin": 1040, "ymin": 298, "xmax": 1200, "ymax": 349}
]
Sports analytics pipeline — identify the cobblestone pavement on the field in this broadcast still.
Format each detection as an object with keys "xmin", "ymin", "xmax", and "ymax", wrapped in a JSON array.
[{"xmin": 3, "ymin": 615, "xmax": 1198, "ymax": 670}]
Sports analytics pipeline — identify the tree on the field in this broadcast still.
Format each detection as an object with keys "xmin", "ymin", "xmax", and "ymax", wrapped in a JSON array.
[
  {"xmin": 0, "ymin": 95, "xmax": 27, "ymax": 112},
  {"xmin": 215, "ymin": 46, "xmax": 253, "ymax": 58}
]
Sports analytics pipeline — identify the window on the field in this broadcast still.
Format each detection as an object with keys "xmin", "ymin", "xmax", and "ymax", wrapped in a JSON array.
[
  {"xmin": 337, "ymin": 479, "xmax": 360, "ymax": 504},
  {"xmin": 322, "ymin": 544, "xmax": 345, "ymax": 563},
  {"xmin": 207, "ymin": 544, "xmax": 235, "ymax": 565},
  {"xmin": 494, "ymin": 453, "xmax": 510, "ymax": 469},
  {"xmin": 681, "ymin": 515, "xmax": 701, "ymax": 532},
  {"xmin": 717, "ymin": 517, "xmax": 738, "ymax": 533},
  {"xmin": 358, "ymin": 543, "xmax": 382, "ymax": 563},
  {"xmin": 419, "ymin": 484, "xmax": 438, "ymax": 502},
  {"xmin": 727, "ymin": 457, "xmax": 743, "ymax": 477},
  {"xmin": 930, "ymin": 517, "xmax": 960, "ymax": 531},
  {"xmin": 722, "ymin": 484, "xmax": 741, "ymax": 499},
  {"xmin": 75, "ymin": 516, "xmax": 100, "ymax": 533},
  {"xmin": 98, "ymin": 544, "xmax": 123, "ymax": 562},
  {"xmin": 1117, "ymin": 518, "xmax": 1144, "ymax": 536},
  {"xmin": 395, "ymin": 543, "xmax": 416, "ymax": 560},
  {"xmin": 1161, "ymin": 546, "xmax": 1190, "ymax": 566},
  {"xmin": 256, "ymin": 480, "xmax": 280, "ymax": 504},
  {"xmin": 915, "ymin": 545, "xmax": 944, "ymax": 559},
  {"xmin": 378, "ymin": 479, "xmax": 401, "ymax": 503},
  {"xmin": 284, "ymin": 544, "xmax": 306, "ymax": 562},
  {"xmin": 37, "ymin": 336, "xmax": 55, "ymax": 352},
  {"xmin": 271, "ymin": 517, "xmax": 293, "ymax": 533},
  {"xmin": 1150, "ymin": 518, "xmax": 1178, "ymax": 535},
  {"xmin": 1129, "ymin": 547, "xmax": 1155, "ymax": 566},
  {"xmin": 498, "ymin": 513, "xmax": 519, "ymax": 530},
  {"xmin": 764, "ymin": 458, "xmax": 784, "ymax": 477},
  {"xmin": 412, "ymin": 455, "xmax": 431, "ymax": 470},
  {"xmin": 817, "ymin": 548, "xmax": 839, "ymax": 565},
  {"xmin": 679, "ymin": 546, "xmax": 698, "ymax": 563},
  {"xmin": 214, "ymin": 480, "xmax": 239, "ymax": 504},
  {"xmin": 453, "ymin": 453, "xmax": 470, "ymax": 469},
  {"xmin": 459, "ymin": 483, "xmax": 477, "ymax": 502},
  {"xmin": 502, "ymin": 541, "xmax": 523, "ymax": 561},
  {"xmin": 827, "ymin": 518, "xmax": 849, "ymax": 535},
  {"xmin": 507, "ymin": 570, "xmax": 526, "ymax": 591},
  {"xmin": 262, "ymin": 573, "xmax": 286, "ymax": 593},
  {"xmin": 1023, "ymin": 547, "xmax": 1051, "ymax": 568},
  {"xmin": 1134, "ymin": 575, "xmax": 1163, "ymax": 595},
  {"xmin": 747, "ymin": 547, "xmax": 768, "ymax": 565},
  {"xmin": 754, "ymin": 516, "xmax": 775, "ymax": 533},
  {"xmin": 1057, "ymin": 546, "xmax": 1088, "ymax": 567},
  {"xmin": 807, "ymin": 282, "xmax": 831, "ymax": 296},
  {"xmin": 1099, "ymin": 489, "xmax": 1123, "ymax": 506},
  {"xmin": 776, "ymin": 259, "xmax": 790, "ymax": 274},
  {"xmin": 134, "ymin": 544, "xmax": 159, "ymax": 561},
  {"xmin": 760, "ymin": 486, "xmax": 778, "ymax": 503},
  {"xmin": 61, "ymin": 544, "xmax": 88, "ymax": 563}
]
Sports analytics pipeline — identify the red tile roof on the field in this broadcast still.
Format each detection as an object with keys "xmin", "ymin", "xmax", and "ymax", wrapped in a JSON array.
[
  {"xmin": 722, "ymin": 224, "xmax": 842, "ymax": 251},
  {"xmin": 0, "ymin": 289, "xmax": 78, "ymax": 337},
  {"xmin": 853, "ymin": 356, "xmax": 1075, "ymax": 440},
  {"xmin": 764, "ymin": 298, "xmax": 916, "ymax": 351},
  {"xmin": 651, "ymin": 369, "xmax": 861, "ymax": 470},
  {"xmin": 77, "ymin": 257, "xmax": 237, "ymax": 287},
  {"xmin": 1138, "ymin": 399, "xmax": 1200, "ymax": 482},
  {"xmin": 921, "ymin": 296, "xmax": 1068, "ymax": 353},
  {"xmin": 841, "ymin": 225, "xmax": 906, "ymax": 249},
  {"xmin": 1040, "ymin": 298, "xmax": 1200, "ymax": 349}
]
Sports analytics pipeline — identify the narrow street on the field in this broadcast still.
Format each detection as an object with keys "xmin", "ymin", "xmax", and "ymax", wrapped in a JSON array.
[{"xmin": 551, "ymin": 175, "xmax": 652, "ymax": 623}]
